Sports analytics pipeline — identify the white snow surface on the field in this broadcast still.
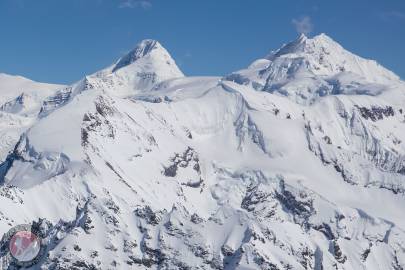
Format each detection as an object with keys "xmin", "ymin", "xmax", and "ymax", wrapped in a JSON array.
[
  {"xmin": 0, "ymin": 35, "xmax": 405, "ymax": 270},
  {"xmin": 226, "ymin": 34, "xmax": 402, "ymax": 105},
  {"xmin": 0, "ymin": 73, "xmax": 63, "ymax": 161}
]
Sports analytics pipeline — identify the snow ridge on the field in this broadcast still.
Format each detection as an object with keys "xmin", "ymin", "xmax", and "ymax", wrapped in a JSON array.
[{"xmin": 113, "ymin": 39, "xmax": 161, "ymax": 72}]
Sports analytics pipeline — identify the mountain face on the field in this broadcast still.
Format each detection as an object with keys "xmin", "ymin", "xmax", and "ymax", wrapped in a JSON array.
[
  {"xmin": 0, "ymin": 35, "xmax": 405, "ymax": 270},
  {"xmin": 39, "ymin": 39, "xmax": 184, "ymax": 117},
  {"xmin": 0, "ymin": 73, "xmax": 63, "ymax": 162},
  {"xmin": 226, "ymin": 34, "xmax": 401, "ymax": 105}
]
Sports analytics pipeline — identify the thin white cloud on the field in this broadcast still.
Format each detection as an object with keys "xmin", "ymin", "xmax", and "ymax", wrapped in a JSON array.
[
  {"xmin": 119, "ymin": 0, "xmax": 152, "ymax": 9},
  {"xmin": 292, "ymin": 16, "xmax": 313, "ymax": 35},
  {"xmin": 379, "ymin": 11, "xmax": 405, "ymax": 21}
]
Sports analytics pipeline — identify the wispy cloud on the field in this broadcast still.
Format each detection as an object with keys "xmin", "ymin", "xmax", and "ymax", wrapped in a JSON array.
[
  {"xmin": 119, "ymin": 0, "xmax": 152, "ymax": 9},
  {"xmin": 379, "ymin": 11, "xmax": 405, "ymax": 21},
  {"xmin": 292, "ymin": 16, "xmax": 313, "ymax": 35}
]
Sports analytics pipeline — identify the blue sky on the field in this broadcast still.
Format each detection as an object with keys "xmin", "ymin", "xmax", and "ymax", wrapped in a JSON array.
[{"xmin": 0, "ymin": 0, "xmax": 404, "ymax": 84}]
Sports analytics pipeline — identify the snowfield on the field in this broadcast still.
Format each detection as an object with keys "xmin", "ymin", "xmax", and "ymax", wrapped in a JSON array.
[
  {"xmin": 0, "ymin": 34, "xmax": 405, "ymax": 269},
  {"xmin": 0, "ymin": 73, "xmax": 63, "ymax": 163}
]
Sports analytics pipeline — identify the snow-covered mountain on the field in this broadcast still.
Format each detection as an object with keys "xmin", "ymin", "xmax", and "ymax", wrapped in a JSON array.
[
  {"xmin": 1, "ymin": 35, "xmax": 405, "ymax": 270},
  {"xmin": 0, "ymin": 73, "xmax": 63, "ymax": 162},
  {"xmin": 226, "ymin": 34, "xmax": 401, "ymax": 105},
  {"xmin": 39, "ymin": 39, "xmax": 184, "ymax": 117}
]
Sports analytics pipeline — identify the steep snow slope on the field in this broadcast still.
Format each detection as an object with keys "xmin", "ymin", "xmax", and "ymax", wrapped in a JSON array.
[
  {"xmin": 39, "ymin": 39, "xmax": 184, "ymax": 117},
  {"xmin": 226, "ymin": 34, "xmax": 401, "ymax": 105},
  {"xmin": 1, "ymin": 35, "xmax": 405, "ymax": 270},
  {"xmin": 0, "ymin": 73, "xmax": 63, "ymax": 161}
]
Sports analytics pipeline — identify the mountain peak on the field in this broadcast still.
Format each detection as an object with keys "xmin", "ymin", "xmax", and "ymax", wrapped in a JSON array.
[
  {"xmin": 312, "ymin": 32, "xmax": 332, "ymax": 41},
  {"xmin": 264, "ymin": 33, "xmax": 399, "ymax": 84},
  {"xmin": 38, "ymin": 38, "xmax": 184, "ymax": 115},
  {"xmin": 267, "ymin": 33, "xmax": 340, "ymax": 60},
  {"xmin": 226, "ymin": 33, "xmax": 400, "ymax": 105},
  {"xmin": 310, "ymin": 33, "xmax": 343, "ymax": 48},
  {"xmin": 297, "ymin": 33, "xmax": 308, "ymax": 42},
  {"xmin": 112, "ymin": 39, "xmax": 165, "ymax": 72},
  {"xmin": 130, "ymin": 39, "xmax": 162, "ymax": 57}
]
